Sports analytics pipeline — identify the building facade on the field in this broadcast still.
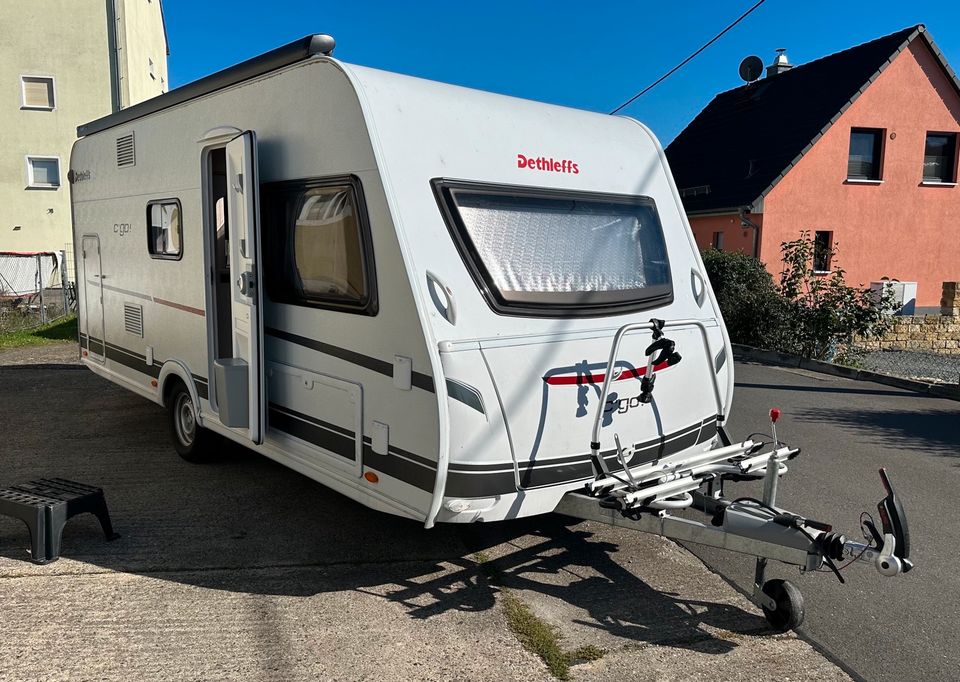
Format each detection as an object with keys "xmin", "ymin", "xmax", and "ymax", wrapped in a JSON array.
[
  {"xmin": 666, "ymin": 25, "xmax": 960, "ymax": 311},
  {"xmin": 0, "ymin": 0, "xmax": 168, "ymax": 255}
]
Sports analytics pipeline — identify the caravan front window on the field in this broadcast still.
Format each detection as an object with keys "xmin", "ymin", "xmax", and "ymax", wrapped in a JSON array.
[{"xmin": 434, "ymin": 181, "xmax": 672, "ymax": 316}]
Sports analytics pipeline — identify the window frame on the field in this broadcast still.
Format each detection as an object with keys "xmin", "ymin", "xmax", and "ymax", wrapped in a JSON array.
[
  {"xmin": 146, "ymin": 198, "xmax": 184, "ymax": 261},
  {"xmin": 261, "ymin": 175, "xmax": 378, "ymax": 317},
  {"xmin": 813, "ymin": 230, "xmax": 833, "ymax": 274},
  {"xmin": 20, "ymin": 74, "xmax": 56, "ymax": 111},
  {"xmin": 432, "ymin": 178, "xmax": 674, "ymax": 318},
  {"xmin": 25, "ymin": 155, "xmax": 61, "ymax": 189},
  {"xmin": 921, "ymin": 131, "xmax": 958, "ymax": 184},
  {"xmin": 847, "ymin": 127, "xmax": 885, "ymax": 182}
]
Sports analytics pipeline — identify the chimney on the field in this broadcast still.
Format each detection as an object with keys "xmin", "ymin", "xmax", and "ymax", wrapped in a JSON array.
[{"xmin": 766, "ymin": 48, "xmax": 793, "ymax": 77}]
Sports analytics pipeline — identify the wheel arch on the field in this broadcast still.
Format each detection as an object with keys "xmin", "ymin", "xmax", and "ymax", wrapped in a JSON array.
[{"xmin": 158, "ymin": 360, "xmax": 203, "ymax": 423}]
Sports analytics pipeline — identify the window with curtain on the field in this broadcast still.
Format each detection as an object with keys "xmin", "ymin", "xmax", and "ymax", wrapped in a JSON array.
[
  {"xmin": 923, "ymin": 132, "xmax": 958, "ymax": 183},
  {"xmin": 147, "ymin": 200, "xmax": 183, "ymax": 259},
  {"xmin": 263, "ymin": 177, "xmax": 376, "ymax": 315}
]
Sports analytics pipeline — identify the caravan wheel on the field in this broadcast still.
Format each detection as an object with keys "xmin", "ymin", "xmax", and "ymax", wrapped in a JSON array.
[{"xmin": 167, "ymin": 382, "xmax": 211, "ymax": 462}]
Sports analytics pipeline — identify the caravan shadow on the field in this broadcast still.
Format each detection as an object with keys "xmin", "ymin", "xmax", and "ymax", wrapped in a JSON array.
[{"xmin": 0, "ymin": 367, "xmax": 764, "ymax": 654}]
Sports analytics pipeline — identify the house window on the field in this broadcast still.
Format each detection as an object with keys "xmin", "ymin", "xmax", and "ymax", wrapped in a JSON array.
[
  {"xmin": 923, "ymin": 132, "xmax": 958, "ymax": 183},
  {"xmin": 26, "ymin": 156, "xmax": 60, "ymax": 188},
  {"xmin": 21, "ymin": 76, "xmax": 55, "ymax": 110},
  {"xmin": 847, "ymin": 128, "xmax": 884, "ymax": 180},
  {"xmin": 813, "ymin": 231, "xmax": 833, "ymax": 273},
  {"xmin": 263, "ymin": 177, "xmax": 377, "ymax": 315},
  {"xmin": 149, "ymin": 58, "xmax": 155, "ymax": 79},
  {"xmin": 147, "ymin": 200, "xmax": 182, "ymax": 259},
  {"xmin": 712, "ymin": 231, "xmax": 724, "ymax": 251}
]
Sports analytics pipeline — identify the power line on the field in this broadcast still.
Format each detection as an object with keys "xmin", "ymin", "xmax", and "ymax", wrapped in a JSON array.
[{"xmin": 609, "ymin": 0, "xmax": 768, "ymax": 115}]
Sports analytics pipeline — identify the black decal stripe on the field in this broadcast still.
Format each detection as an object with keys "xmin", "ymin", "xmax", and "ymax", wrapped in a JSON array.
[
  {"xmin": 266, "ymin": 326, "xmax": 435, "ymax": 393},
  {"xmin": 83, "ymin": 334, "xmax": 211, "ymax": 398},
  {"xmin": 360, "ymin": 437, "xmax": 437, "ymax": 471},
  {"xmin": 448, "ymin": 416, "xmax": 717, "ymax": 475},
  {"xmin": 443, "ymin": 415, "xmax": 722, "ymax": 496},
  {"xmin": 100, "ymin": 340, "xmax": 161, "ymax": 378},
  {"xmin": 268, "ymin": 406, "xmax": 355, "ymax": 462},
  {"xmin": 269, "ymin": 404, "xmax": 438, "ymax": 491},
  {"xmin": 362, "ymin": 444, "xmax": 436, "ymax": 492},
  {"xmin": 269, "ymin": 402, "xmax": 353, "ymax": 438},
  {"xmin": 81, "ymin": 333, "xmax": 106, "ymax": 356},
  {"xmin": 192, "ymin": 375, "xmax": 209, "ymax": 400},
  {"xmin": 445, "ymin": 379, "xmax": 485, "ymax": 414},
  {"xmin": 446, "ymin": 469, "xmax": 517, "ymax": 498},
  {"xmin": 520, "ymin": 461, "xmax": 593, "ymax": 489}
]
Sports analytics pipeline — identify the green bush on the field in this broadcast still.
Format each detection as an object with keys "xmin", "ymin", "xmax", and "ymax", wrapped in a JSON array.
[
  {"xmin": 700, "ymin": 248, "xmax": 787, "ymax": 349},
  {"xmin": 701, "ymin": 234, "xmax": 893, "ymax": 361}
]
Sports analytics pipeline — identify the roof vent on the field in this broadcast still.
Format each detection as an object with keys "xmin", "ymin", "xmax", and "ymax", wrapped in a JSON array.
[
  {"xmin": 116, "ymin": 133, "xmax": 136, "ymax": 167},
  {"xmin": 766, "ymin": 48, "xmax": 793, "ymax": 77}
]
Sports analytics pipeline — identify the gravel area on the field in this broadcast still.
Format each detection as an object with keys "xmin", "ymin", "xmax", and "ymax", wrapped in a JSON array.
[
  {"xmin": 859, "ymin": 348, "xmax": 960, "ymax": 384},
  {"xmin": 0, "ymin": 342, "xmax": 79, "ymax": 367}
]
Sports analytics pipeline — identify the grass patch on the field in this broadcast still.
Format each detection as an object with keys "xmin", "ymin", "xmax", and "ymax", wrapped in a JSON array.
[
  {"xmin": 501, "ymin": 592, "xmax": 605, "ymax": 680},
  {"xmin": 0, "ymin": 316, "xmax": 77, "ymax": 349},
  {"xmin": 474, "ymin": 553, "xmax": 605, "ymax": 679}
]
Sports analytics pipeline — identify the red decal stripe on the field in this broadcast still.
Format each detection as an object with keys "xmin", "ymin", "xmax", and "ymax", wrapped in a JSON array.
[{"xmin": 543, "ymin": 361, "xmax": 670, "ymax": 385}]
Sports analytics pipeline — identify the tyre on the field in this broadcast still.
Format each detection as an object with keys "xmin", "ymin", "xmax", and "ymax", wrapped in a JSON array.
[
  {"xmin": 167, "ymin": 380, "xmax": 212, "ymax": 462},
  {"xmin": 761, "ymin": 578, "xmax": 805, "ymax": 632}
]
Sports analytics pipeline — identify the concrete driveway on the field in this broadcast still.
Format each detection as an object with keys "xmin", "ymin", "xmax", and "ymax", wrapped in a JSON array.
[{"xmin": 0, "ymin": 355, "xmax": 842, "ymax": 681}]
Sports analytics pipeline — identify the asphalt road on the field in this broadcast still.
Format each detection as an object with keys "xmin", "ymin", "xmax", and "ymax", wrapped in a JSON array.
[{"xmin": 686, "ymin": 361, "xmax": 960, "ymax": 682}]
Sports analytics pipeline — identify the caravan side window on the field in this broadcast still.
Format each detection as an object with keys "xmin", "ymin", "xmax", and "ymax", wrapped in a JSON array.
[
  {"xmin": 262, "ymin": 176, "xmax": 377, "ymax": 315},
  {"xmin": 146, "ymin": 199, "xmax": 183, "ymax": 259}
]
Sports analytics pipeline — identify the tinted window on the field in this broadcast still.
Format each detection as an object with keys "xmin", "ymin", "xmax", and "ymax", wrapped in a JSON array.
[
  {"xmin": 923, "ymin": 133, "xmax": 957, "ymax": 183},
  {"xmin": 848, "ymin": 129, "xmax": 883, "ymax": 180}
]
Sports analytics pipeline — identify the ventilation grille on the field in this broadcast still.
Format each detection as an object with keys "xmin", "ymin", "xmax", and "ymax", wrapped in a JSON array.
[
  {"xmin": 123, "ymin": 303, "xmax": 143, "ymax": 337},
  {"xmin": 116, "ymin": 133, "xmax": 136, "ymax": 167}
]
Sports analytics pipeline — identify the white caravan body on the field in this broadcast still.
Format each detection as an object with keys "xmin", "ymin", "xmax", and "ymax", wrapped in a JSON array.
[{"xmin": 70, "ymin": 36, "xmax": 734, "ymax": 527}]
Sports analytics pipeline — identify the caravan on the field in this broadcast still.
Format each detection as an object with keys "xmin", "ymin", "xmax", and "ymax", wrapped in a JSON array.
[{"xmin": 70, "ymin": 35, "xmax": 912, "ymax": 631}]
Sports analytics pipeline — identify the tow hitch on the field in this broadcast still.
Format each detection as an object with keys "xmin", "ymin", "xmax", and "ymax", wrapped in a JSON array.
[{"xmin": 561, "ymin": 319, "xmax": 915, "ymax": 631}]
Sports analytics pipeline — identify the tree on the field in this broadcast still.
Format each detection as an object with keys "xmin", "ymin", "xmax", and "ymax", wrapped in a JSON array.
[{"xmin": 776, "ymin": 232, "xmax": 893, "ymax": 361}]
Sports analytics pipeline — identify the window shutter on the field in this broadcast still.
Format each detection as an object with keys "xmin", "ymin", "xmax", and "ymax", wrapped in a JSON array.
[{"xmin": 22, "ymin": 77, "xmax": 54, "ymax": 108}]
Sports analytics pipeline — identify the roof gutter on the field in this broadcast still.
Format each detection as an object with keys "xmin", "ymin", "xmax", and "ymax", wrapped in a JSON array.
[{"xmin": 738, "ymin": 207, "xmax": 761, "ymax": 259}]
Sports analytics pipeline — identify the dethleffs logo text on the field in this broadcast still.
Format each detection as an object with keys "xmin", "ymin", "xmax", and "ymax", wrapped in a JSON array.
[{"xmin": 517, "ymin": 154, "xmax": 580, "ymax": 174}]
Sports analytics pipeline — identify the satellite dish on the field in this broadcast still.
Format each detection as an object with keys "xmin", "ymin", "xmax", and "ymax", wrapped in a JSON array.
[{"xmin": 739, "ymin": 55, "xmax": 764, "ymax": 83}]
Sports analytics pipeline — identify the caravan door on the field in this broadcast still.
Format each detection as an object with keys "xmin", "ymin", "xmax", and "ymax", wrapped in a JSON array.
[
  {"xmin": 215, "ymin": 131, "xmax": 265, "ymax": 444},
  {"xmin": 80, "ymin": 235, "xmax": 105, "ymax": 362}
]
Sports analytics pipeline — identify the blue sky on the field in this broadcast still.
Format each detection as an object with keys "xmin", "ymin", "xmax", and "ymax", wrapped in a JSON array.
[{"xmin": 162, "ymin": 0, "xmax": 960, "ymax": 144}]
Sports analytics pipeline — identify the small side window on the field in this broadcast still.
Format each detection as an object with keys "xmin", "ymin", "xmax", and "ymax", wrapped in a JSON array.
[
  {"xmin": 813, "ymin": 230, "xmax": 833, "ymax": 273},
  {"xmin": 26, "ymin": 156, "xmax": 60, "ymax": 188},
  {"xmin": 21, "ymin": 76, "xmax": 55, "ymax": 110},
  {"xmin": 147, "ymin": 200, "xmax": 182, "ymax": 259},
  {"xmin": 263, "ymin": 177, "xmax": 377, "ymax": 315}
]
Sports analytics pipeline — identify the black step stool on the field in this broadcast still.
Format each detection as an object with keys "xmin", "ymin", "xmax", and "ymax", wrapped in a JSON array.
[{"xmin": 0, "ymin": 478, "xmax": 119, "ymax": 564}]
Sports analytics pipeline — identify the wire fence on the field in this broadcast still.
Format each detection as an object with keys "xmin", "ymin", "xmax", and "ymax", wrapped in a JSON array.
[{"xmin": 0, "ymin": 251, "xmax": 75, "ymax": 333}]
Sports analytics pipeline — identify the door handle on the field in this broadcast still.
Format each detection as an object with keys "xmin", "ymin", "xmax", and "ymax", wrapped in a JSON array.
[{"xmin": 237, "ymin": 271, "xmax": 256, "ymax": 297}]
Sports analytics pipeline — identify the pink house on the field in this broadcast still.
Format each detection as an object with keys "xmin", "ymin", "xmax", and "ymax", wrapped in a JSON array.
[{"xmin": 665, "ymin": 25, "xmax": 960, "ymax": 312}]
